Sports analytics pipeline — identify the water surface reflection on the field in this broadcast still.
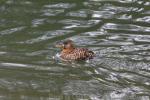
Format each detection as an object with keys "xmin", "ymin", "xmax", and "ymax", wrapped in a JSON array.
[{"xmin": 0, "ymin": 0, "xmax": 150, "ymax": 100}]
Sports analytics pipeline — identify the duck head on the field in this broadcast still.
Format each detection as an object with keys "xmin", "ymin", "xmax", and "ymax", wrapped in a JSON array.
[{"xmin": 56, "ymin": 40, "xmax": 75, "ymax": 51}]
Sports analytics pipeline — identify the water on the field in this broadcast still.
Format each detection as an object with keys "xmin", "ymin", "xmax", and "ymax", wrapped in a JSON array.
[{"xmin": 0, "ymin": 0, "xmax": 150, "ymax": 100}]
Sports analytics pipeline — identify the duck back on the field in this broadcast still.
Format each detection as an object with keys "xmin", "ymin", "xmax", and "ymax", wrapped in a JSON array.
[{"xmin": 60, "ymin": 48, "xmax": 95, "ymax": 60}]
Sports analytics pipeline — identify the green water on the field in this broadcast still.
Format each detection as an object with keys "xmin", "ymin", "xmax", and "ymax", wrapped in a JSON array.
[{"xmin": 0, "ymin": 0, "xmax": 150, "ymax": 100}]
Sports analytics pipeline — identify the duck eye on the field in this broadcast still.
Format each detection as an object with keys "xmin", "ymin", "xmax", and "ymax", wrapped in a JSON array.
[{"xmin": 63, "ymin": 41, "xmax": 68, "ymax": 45}]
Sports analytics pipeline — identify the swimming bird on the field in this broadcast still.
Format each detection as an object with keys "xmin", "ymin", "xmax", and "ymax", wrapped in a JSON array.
[{"xmin": 56, "ymin": 40, "xmax": 95, "ymax": 61}]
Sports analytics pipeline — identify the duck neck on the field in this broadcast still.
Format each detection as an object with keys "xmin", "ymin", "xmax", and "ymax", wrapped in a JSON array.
[{"xmin": 62, "ymin": 47, "xmax": 75, "ymax": 54}]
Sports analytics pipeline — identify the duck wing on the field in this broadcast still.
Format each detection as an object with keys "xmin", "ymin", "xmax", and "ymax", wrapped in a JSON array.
[{"xmin": 61, "ymin": 48, "xmax": 94, "ymax": 60}]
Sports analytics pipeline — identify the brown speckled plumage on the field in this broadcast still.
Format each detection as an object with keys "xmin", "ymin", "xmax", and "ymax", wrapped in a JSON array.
[{"xmin": 56, "ymin": 40, "xmax": 95, "ymax": 60}]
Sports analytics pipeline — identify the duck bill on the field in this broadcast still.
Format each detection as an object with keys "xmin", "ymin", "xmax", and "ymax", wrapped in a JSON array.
[{"xmin": 55, "ymin": 44, "xmax": 64, "ymax": 48}]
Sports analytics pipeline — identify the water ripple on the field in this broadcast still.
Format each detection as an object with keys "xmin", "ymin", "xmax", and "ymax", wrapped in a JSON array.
[
  {"xmin": 44, "ymin": 3, "xmax": 75, "ymax": 9},
  {"xmin": 0, "ymin": 26, "xmax": 26, "ymax": 35},
  {"xmin": 0, "ymin": 0, "xmax": 150, "ymax": 99}
]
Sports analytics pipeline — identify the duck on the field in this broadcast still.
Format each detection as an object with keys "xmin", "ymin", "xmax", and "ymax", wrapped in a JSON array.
[{"xmin": 56, "ymin": 40, "xmax": 95, "ymax": 61}]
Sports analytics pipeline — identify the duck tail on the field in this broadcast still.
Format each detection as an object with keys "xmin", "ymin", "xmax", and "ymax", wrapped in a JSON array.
[{"xmin": 87, "ymin": 51, "xmax": 95, "ymax": 59}]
